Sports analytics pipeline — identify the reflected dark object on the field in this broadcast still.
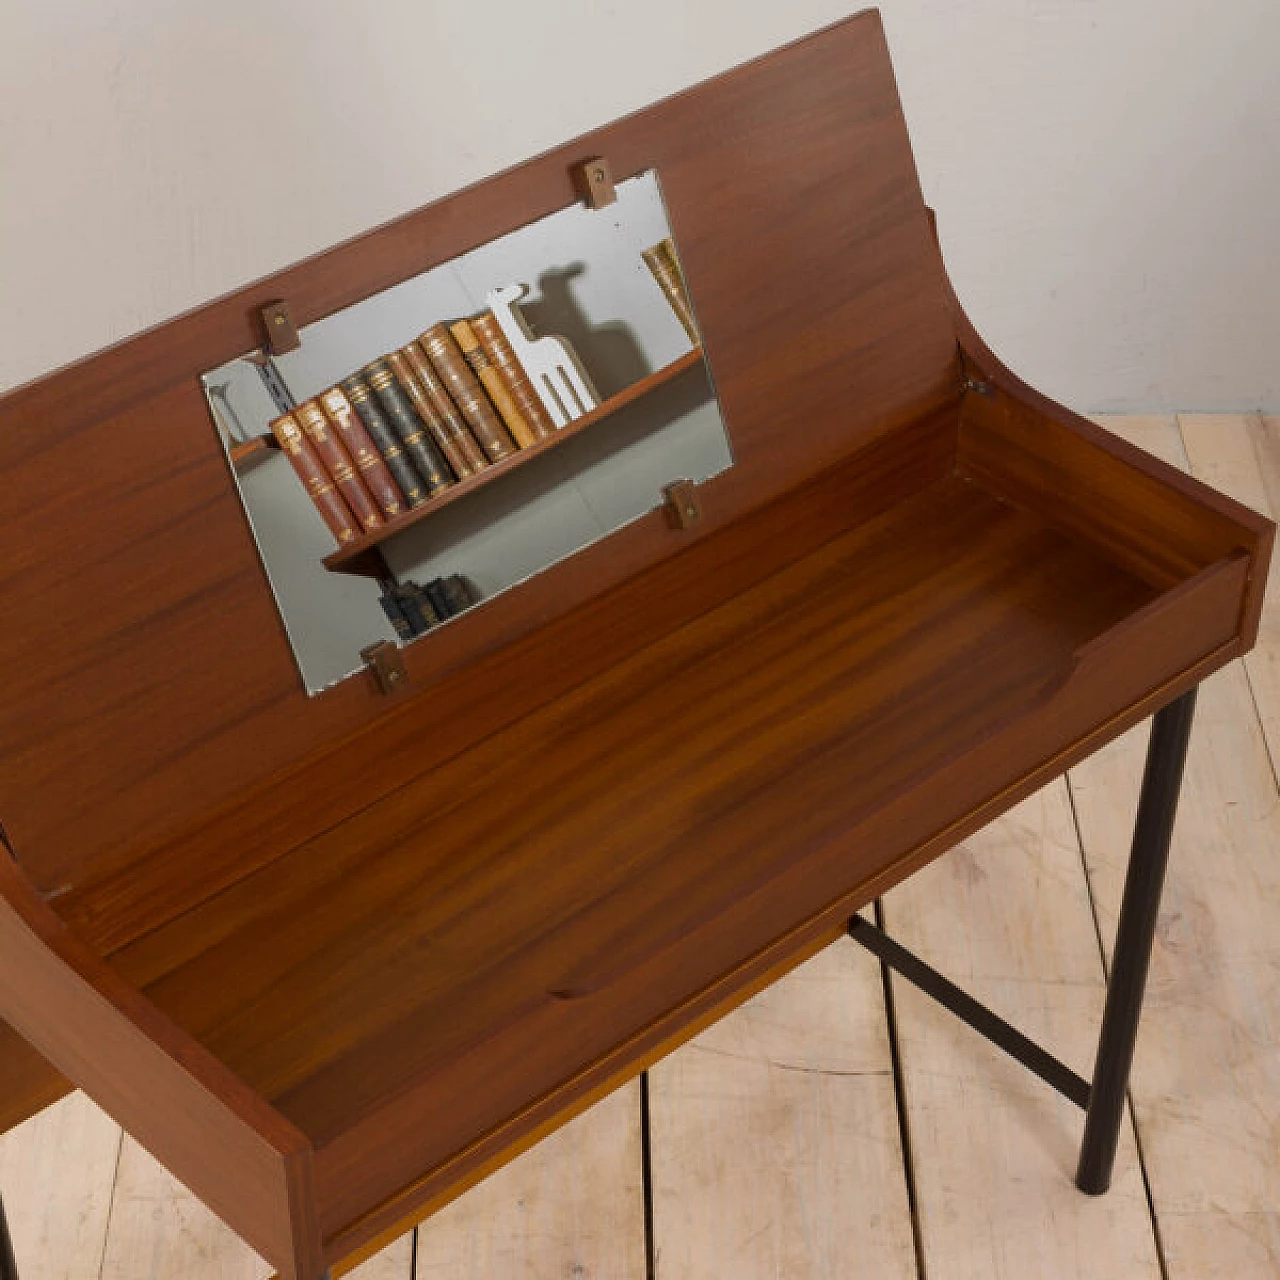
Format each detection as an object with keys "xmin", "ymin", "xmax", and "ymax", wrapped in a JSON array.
[{"xmin": 0, "ymin": 1195, "xmax": 17, "ymax": 1280}]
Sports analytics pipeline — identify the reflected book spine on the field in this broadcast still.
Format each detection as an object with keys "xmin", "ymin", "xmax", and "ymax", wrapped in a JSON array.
[
  {"xmin": 387, "ymin": 347, "xmax": 486, "ymax": 480},
  {"xmin": 469, "ymin": 311, "xmax": 556, "ymax": 441},
  {"xmin": 441, "ymin": 573, "xmax": 478, "ymax": 615},
  {"xmin": 295, "ymin": 400, "xmax": 384, "ymax": 533},
  {"xmin": 378, "ymin": 591, "xmax": 415, "ymax": 641},
  {"xmin": 318, "ymin": 386, "xmax": 408, "ymax": 521},
  {"xmin": 338, "ymin": 374, "xmax": 430, "ymax": 508},
  {"xmin": 642, "ymin": 239, "xmax": 699, "ymax": 344},
  {"xmin": 450, "ymin": 318, "xmax": 537, "ymax": 449},
  {"xmin": 361, "ymin": 359, "xmax": 454, "ymax": 497},
  {"xmin": 419, "ymin": 324, "xmax": 516, "ymax": 463},
  {"xmin": 423, "ymin": 578, "xmax": 454, "ymax": 621},
  {"xmin": 268, "ymin": 411, "xmax": 362, "ymax": 547},
  {"xmin": 397, "ymin": 583, "xmax": 439, "ymax": 634}
]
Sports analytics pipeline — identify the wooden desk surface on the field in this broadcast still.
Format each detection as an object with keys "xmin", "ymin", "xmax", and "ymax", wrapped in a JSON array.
[{"xmin": 111, "ymin": 472, "xmax": 1153, "ymax": 1236}]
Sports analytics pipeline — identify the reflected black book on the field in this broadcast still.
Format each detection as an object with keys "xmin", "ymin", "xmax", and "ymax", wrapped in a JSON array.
[
  {"xmin": 422, "ymin": 579, "xmax": 453, "ymax": 622},
  {"xmin": 338, "ymin": 374, "xmax": 431, "ymax": 508},
  {"xmin": 376, "ymin": 578, "xmax": 477, "ymax": 641},
  {"xmin": 397, "ymin": 583, "xmax": 439, "ymax": 636},
  {"xmin": 360, "ymin": 360, "xmax": 454, "ymax": 496},
  {"xmin": 442, "ymin": 574, "xmax": 477, "ymax": 615},
  {"xmin": 378, "ymin": 592, "xmax": 414, "ymax": 642}
]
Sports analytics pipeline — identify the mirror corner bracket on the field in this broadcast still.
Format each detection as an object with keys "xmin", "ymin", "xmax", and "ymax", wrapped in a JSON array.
[
  {"xmin": 360, "ymin": 641, "xmax": 408, "ymax": 696},
  {"xmin": 574, "ymin": 157, "xmax": 617, "ymax": 210},
  {"xmin": 663, "ymin": 479, "xmax": 703, "ymax": 530},
  {"xmin": 261, "ymin": 300, "xmax": 301, "ymax": 355}
]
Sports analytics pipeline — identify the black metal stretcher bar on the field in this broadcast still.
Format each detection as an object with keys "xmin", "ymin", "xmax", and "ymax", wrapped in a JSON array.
[{"xmin": 849, "ymin": 686, "xmax": 1198, "ymax": 1196}]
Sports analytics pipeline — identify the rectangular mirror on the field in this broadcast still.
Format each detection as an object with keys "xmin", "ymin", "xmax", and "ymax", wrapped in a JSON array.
[{"xmin": 203, "ymin": 171, "xmax": 733, "ymax": 694}]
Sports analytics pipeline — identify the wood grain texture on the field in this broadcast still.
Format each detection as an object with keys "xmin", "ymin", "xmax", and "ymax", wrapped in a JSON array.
[
  {"xmin": 0, "ymin": 8, "xmax": 960, "ymax": 914},
  {"xmin": 959, "ymin": 388, "xmax": 1262, "ymax": 592},
  {"xmin": 103, "ymin": 477, "xmax": 1155, "ymax": 1227},
  {"xmin": 0, "ymin": 419, "xmax": 1272, "ymax": 1280},
  {"xmin": 72, "ymin": 434, "xmax": 1261, "ymax": 1255},
  {"xmin": 108, "ymin": 447, "xmax": 1263, "ymax": 1254},
  {"xmin": 647, "ymin": 938, "xmax": 917, "ymax": 1279},
  {"xmin": 0, "ymin": 402, "xmax": 956, "ymax": 1150},
  {"xmin": 0, "ymin": 354, "xmax": 1264, "ymax": 1275},
  {"xmin": 56, "ymin": 407, "xmax": 956, "ymax": 965},
  {"xmin": 1070, "ymin": 416, "xmax": 1280, "ymax": 1279},
  {"xmin": 883, "ymin": 782, "xmax": 1162, "ymax": 1280},
  {"xmin": 0, "ymin": 857, "xmax": 322, "ymax": 1280}
]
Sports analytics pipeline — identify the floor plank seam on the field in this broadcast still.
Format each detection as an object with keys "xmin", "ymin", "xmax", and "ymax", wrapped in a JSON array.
[
  {"xmin": 873, "ymin": 899, "xmax": 929, "ymax": 1280},
  {"xmin": 1240, "ymin": 662, "xmax": 1280, "ymax": 791},
  {"xmin": 1064, "ymin": 775, "xmax": 1172, "ymax": 1280},
  {"xmin": 95, "ymin": 1128, "xmax": 126, "ymax": 1280}
]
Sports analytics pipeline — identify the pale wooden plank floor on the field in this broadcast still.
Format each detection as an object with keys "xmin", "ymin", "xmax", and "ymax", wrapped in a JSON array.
[
  {"xmin": 882, "ymin": 779, "xmax": 1164, "ymax": 1280},
  {"xmin": 647, "ymin": 931, "xmax": 918, "ymax": 1279},
  {"xmin": 1, "ymin": 415, "xmax": 1275, "ymax": 1279},
  {"xmin": 1067, "ymin": 415, "xmax": 1280, "ymax": 1278}
]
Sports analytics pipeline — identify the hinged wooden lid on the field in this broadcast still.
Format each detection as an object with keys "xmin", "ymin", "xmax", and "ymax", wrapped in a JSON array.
[{"xmin": 0, "ymin": 10, "xmax": 959, "ymax": 937}]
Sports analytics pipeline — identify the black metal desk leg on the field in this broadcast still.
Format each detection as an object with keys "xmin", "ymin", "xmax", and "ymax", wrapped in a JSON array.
[
  {"xmin": 1076, "ymin": 686, "xmax": 1198, "ymax": 1195},
  {"xmin": 0, "ymin": 1193, "xmax": 18, "ymax": 1280}
]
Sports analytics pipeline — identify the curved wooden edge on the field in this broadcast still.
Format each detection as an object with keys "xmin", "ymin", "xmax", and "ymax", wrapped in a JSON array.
[
  {"xmin": 925, "ymin": 206, "xmax": 1274, "ymax": 644},
  {"xmin": 926, "ymin": 206, "xmax": 1261, "ymax": 527},
  {"xmin": 0, "ymin": 856, "xmax": 323, "ymax": 1280},
  {"xmin": 925, "ymin": 203, "xmax": 1276, "ymax": 540}
]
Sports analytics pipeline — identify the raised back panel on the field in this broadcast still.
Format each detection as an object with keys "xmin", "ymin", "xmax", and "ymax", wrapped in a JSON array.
[{"xmin": 0, "ymin": 10, "xmax": 960, "ymax": 919}]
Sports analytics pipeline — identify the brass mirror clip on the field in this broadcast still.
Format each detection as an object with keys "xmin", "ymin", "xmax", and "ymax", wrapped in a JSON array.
[
  {"xmin": 663, "ymin": 480, "xmax": 702, "ymax": 530},
  {"xmin": 261, "ymin": 300, "xmax": 301, "ymax": 356},
  {"xmin": 575, "ymin": 157, "xmax": 617, "ymax": 210},
  {"xmin": 361, "ymin": 641, "xmax": 408, "ymax": 696}
]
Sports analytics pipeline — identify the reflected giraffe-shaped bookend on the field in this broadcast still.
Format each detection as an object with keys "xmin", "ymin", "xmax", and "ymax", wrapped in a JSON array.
[{"xmin": 485, "ymin": 284, "xmax": 600, "ymax": 429}]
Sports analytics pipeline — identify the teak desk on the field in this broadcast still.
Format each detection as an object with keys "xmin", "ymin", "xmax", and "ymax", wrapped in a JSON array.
[{"xmin": 0, "ymin": 11, "xmax": 1270, "ymax": 1278}]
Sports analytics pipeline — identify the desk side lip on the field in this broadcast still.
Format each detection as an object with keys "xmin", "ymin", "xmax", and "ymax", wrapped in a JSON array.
[
  {"xmin": 0, "ymin": 853, "xmax": 322, "ymax": 1279},
  {"xmin": 926, "ymin": 204, "xmax": 1272, "ymax": 651}
]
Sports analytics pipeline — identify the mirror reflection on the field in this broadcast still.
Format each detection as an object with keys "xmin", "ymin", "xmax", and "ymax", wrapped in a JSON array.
[{"xmin": 203, "ymin": 171, "xmax": 733, "ymax": 694}]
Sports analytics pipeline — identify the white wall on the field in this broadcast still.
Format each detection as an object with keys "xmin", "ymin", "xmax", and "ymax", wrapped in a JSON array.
[{"xmin": 1, "ymin": 0, "xmax": 1276, "ymax": 411}]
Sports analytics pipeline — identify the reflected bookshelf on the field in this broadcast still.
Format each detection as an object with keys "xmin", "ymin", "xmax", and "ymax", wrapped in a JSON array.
[
  {"xmin": 324, "ymin": 345, "xmax": 705, "ymax": 578},
  {"xmin": 229, "ymin": 434, "xmax": 279, "ymax": 469}
]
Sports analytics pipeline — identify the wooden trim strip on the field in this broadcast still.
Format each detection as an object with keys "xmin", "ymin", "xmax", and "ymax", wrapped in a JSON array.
[{"xmin": 0, "ymin": 857, "xmax": 322, "ymax": 1280}]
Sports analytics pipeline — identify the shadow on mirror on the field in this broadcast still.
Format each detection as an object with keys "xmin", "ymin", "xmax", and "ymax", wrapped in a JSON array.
[
  {"xmin": 521, "ymin": 263, "xmax": 652, "ymax": 398},
  {"xmin": 203, "ymin": 171, "xmax": 733, "ymax": 694}
]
